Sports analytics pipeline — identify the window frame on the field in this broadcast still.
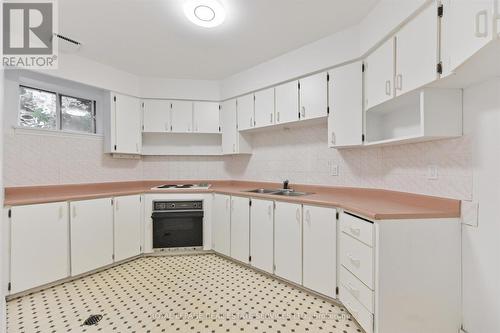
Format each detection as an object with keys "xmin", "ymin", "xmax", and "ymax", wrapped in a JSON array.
[{"xmin": 18, "ymin": 84, "xmax": 97, "ymax": 135}]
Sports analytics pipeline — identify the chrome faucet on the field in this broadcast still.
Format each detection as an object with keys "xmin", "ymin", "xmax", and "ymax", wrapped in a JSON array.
[{"xmin": 283, "ymin": 179, "xmax": 289, "ymax": 190}]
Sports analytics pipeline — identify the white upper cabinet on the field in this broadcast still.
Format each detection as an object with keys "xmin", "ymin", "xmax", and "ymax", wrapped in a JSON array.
[
  {"xmin": 10, "ymin": 202, "xmax": 70, "ymax": 293},
  {"xmin": 212, "ymin": 194, "xmax": 231, "ymax": 256},
  {"xmin": 237, "ymin": 94, "xmax": 255, "ymax": 131},
  {"xmin": 142, "ymin": 99, "xmax": 171, "ymax": 133},
  {"xmin": 193, "ymin": 101, "xmax": 220, "ymax": 133},
  {"xmin": 328, "ymin": 61, "xmax": 364, "ymax": 148},
  {"xmin": 303, "ymin": 205, "xmax": 337, "ymax": 298},
  {"xmin": 250, "ymin": 199, "xmax": 274, "ymax": 274},
  {"xmin": 70, "ymin": 198, "xmax": 114, "ymax": 276},
  {"xmin": 299, "ymin": 72, "xmax": 329, "ymax": 120},
  {"xmin": 364, "ymin": 38, "xmax": 395, "ymax": 110},
  {"xmin": 171, "ymin": 100, "xmax": 193, "ymax": 133},
  {"xmin": 395, "ymin": 1, "xmax": 440, "ymax": 96},
  {"xmin": 254, "ymin": 88, "xmax": 275, "ymax": 128},
  {"xmin": 110, "ymin": 92, "xmax": 142, "ymax": 154},
  {"xmin": 221, "ymin": 99, "xmax": 251, "ymax": 155},
  {"xmin": 230, "ymin": 196, "xmax": 250, "ymax": 264},
  {"xmin": 441, "ymin": 0, "xmax": 497, "ymax": 76},
  {"xmin": 114, "ymin": 195, "xmax": 142, "ymax": 262},
  {"xmin": 275, "ymin": 80, "xmax": 299, "ymax": 124}
]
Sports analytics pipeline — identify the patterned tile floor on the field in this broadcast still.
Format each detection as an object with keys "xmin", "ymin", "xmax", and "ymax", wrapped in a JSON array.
[{"xmin": 7, "ymin": 254, "xmax": 363, "ymax": 333}]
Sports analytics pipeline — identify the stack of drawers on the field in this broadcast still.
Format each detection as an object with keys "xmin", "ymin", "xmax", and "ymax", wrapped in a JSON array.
[{"xmin": 339, "ymin": 212, "xmax": 375, "ymax": 333}]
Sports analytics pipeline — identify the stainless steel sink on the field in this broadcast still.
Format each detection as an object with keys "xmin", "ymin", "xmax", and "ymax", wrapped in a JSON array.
[
  {"xmin": 272, "ymin": 190, "xmax": 310, "ymax": 196},
  {"xmin": 246, "ymin": 188, "xmax": 281, "ymax": 194}
]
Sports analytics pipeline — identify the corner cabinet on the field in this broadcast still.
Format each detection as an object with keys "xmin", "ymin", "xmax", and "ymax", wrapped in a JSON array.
[
  {"xmin": 212, "ymin": 194, "xmax": 231, "ymax": 256},
  {"xmin": 107, "ymin": 92, "xmax": 142, "ymax": 154},
  {"xmin": 221, "ymin": 99, "xmax": 252, "ymax": 155},
  {"xmin": 10, "ymin": 202, "xmax": 70, "ymax": 293},
  {"xmin": 70, "ymin": 198, "xmax": 114, "ymax": 276},
  {"xmin": 114, "ymin": 195, "xmax": 142, "ymax": 262},
  {"xmin": 193, "ymin": 101, "xmax": 220, "ymax": 134}
]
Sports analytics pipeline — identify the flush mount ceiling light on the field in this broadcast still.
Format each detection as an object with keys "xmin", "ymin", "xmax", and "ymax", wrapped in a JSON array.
[{"xmin": 184, "ymin": 0, "xmax": 226, "ymax": 28}]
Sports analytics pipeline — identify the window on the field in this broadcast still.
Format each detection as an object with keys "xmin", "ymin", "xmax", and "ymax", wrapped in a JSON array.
[{"xmin": 19, "ymin": 85, "xmax": 96, "ymax": 134}]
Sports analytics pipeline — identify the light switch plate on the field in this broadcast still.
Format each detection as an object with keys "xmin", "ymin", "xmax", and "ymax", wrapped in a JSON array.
[
  {"xmin": 331, "ymin": 163, "xmax": 339, "ymax": 176},
  {"xmin": 427, "ymin": 165, "xmax": 438, "ymax": 180}
]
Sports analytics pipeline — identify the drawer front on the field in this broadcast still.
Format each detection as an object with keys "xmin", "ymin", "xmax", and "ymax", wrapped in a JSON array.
[
  {"xmin": 339, "ymin": 285, "xmax": 374, "ymax": 333},
  {"xmin": 340, "ymin": 232, "xmax": 374, "ymax": 289},
  {"xmin": 340, "ymin": 266, "xmax": 374, "ymax": 313},
  {"xmin": 341, "ymin": 212, "xmax": 374, "ymax": 247}
]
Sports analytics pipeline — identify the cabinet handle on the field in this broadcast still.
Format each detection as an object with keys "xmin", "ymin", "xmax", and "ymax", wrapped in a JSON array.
[
  {"xmin": 59, "ymin": 205, "xmax": 64, "ymax": 219},
  {"xmin": 301, "ymin": 106, "xmax": 306, "ymax": 118},
  {"xmin": 115, "ymin": 200, "xmax": 119, "ymax": 211},
  {"xmin": 347, "ymin": 254, "xmax": 360, "ymax": 267},
  {"xmin": 331, "ymin": 132, "xmax": 336, "ymax": 145},
  {"xmin": 72, "ymin": 206, "xmax": 77, "ymax": 219},
  {"xmin": 136, "ymin": 143, "xmax": 139, "ymax": 152},
  {"xmin": 226, "ymin": 198, "xmax": 229, "ymax": 210},
  {"xmin": 346, "ymin": 283, "xmax": 359, "ymax": 297},
  {"xmin": 475, "ymin": 10, "xmax": 489, "ymax": 37},
  {"xmin": 396, "ymin": 74, "xmax": 403, "ymax": 91},
  {"xmin": 296, "ymin": 208, "xmax": 300, "ymax": 222},
  {"xmin": 165, "ymin": 123, "xmax": 168, "ymax": 131},
  {"xmin": 277, "ymin": 112, "xmax": 280, "ymax": 123},
  {"xmin": 231, "ymin": 199, "xmax": 234, "ymax": 212},
  {"xmin": 268, "ymin": 205, "xmax": 272, "ymax": 217},
  {"xmin": 349, "ymin": 227, "xmax": 361, "ymax": 236},
  {"xmin": 232, "ymin": 143, "xmax": 236, "ymax": 152},
  {"xmin": 385, "ymin": 80, "xmax": 391, "ymax": 96},
  {"xmin": 250, "ymin": 117, "xmax": 253, "ymax": 128},
  {"xmin": 305, "ymin": 210, "xmax": 311, "ymax": 224},
  {"xmin": 270, "ymin": 113, "xmax": 273, "ymax": 123},
  {"xmin": 495, "ymin": 13, "xmax": 500, "ymax": 38}
]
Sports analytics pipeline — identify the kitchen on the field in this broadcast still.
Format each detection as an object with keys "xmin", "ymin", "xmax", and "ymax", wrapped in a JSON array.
[{"xmin": 0, "ymin": 0, "xmax": 499, "ymax": 332}]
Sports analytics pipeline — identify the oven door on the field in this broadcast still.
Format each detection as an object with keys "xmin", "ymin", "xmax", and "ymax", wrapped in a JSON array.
[{"xmin": 152, "ymin": 211, "xmax": 203, "ymax": 248}]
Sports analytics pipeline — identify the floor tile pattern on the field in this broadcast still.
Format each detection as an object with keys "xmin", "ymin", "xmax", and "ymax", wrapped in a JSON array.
[{"xmin": 7, "ymin": 254, "xmax": 363, "ymax": 333}]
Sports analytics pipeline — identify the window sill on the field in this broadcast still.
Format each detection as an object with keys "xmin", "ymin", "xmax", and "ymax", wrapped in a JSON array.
[{"xmin": 11, "ymin": 126, "xmax": 104, "ymax": 139}]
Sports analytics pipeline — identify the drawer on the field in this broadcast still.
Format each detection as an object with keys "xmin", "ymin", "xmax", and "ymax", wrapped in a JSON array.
[
  {"xmin": 340, "ymin": 232, "xmax": 374, "ymax": 289},
  {"xmin": 339, "ymin": 285, "xmax": 374, "ymax": 333},
  {"xmin": 341, "ymin": 212, "xmax": 374, "ymax": 247},
  {"xmin": 340, "ymin": 266, "xmax": 374, "ymax": 313}
]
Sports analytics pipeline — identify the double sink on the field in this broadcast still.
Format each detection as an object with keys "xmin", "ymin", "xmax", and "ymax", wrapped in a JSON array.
[{"xmin": 246, "ymin": 188, "xmax": 311, "ymax": 197}]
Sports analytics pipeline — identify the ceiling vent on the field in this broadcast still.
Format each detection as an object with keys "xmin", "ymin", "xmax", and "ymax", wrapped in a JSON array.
[{"xmin": 54, "ymin": 33, "xmax": 83, "ymax": 52}]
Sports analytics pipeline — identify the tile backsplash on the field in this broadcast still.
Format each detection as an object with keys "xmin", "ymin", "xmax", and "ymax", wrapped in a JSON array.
[{"xmin": 4, "ymin": 123, "xmax": 472, "ymax": 200}]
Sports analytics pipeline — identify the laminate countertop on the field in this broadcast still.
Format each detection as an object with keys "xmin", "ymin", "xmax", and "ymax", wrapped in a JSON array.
[{"xmin": 4, "ymin": 180, "xmax": 461, "ymax": 220}]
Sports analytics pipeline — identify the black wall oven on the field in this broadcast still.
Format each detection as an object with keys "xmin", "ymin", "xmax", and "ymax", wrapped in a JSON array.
[{"xmin": 151, "ymin": 201, "xmax": 203, "ymax": 249}]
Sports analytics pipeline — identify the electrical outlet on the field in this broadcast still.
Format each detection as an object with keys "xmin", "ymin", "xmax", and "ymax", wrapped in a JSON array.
[
  {"xmin": 427, "ymin": 165, "xmax": 438, "ymax": 180},
  {"xmin": 331, "ymin": 164, "xmax": 339, "ymax": 176}
]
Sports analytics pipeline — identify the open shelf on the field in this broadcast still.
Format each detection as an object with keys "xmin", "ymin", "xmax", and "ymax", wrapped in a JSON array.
[
  {"xmin": 141, "ymin": 132, "xmax": 223, "ymax": 156},
  {"xmin": 365, "ymin": 88, "xmax": 462, "ymax": 146}
]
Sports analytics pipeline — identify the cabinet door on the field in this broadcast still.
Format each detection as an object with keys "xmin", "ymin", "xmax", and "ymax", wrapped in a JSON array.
[
  {"xmin": 171, "ymin": 101, "xmax": 193, "ymax": 133},
  {"xmin": 275, "ymin": 80, "xmax": 299, "ymax": 124},
  {"xmin": 441, "ymin": 0, "xmax": 496, "ymax": 75},
  {"xmin": 114, "ymin": 195, "xmax": 142, "ymax": 262},
  {"xmin": 395, "ymin": 2, "xmax": 439, "ymax": 96},
  {"xmin": 212, "ymin": 194, "xmax": 231, "ymax": 256},
  {"xmin": 303, "ymin": 205, "xmax": 337, "ymax": 298},
  {"xmin": 10, "ymin": 202, "xmax": 69, "ymax": 293},
  {"xmin": 250, "ymin": 199, "xmax": 274, "ymax": 274},
  {"xmin": 221, "ymin": 99, "xmax": 238, "ymax": 154},
  {"xmin": 254, "ymin": 88, "xmax": 275, "ymax": 128},
  {"xmin": 328, "ymin": 62, "xmax": 363, "ymax": 147},
  {"xmin": 364, "ymin": 38, "xmax": 395, "ymax": 110},
  {"xmin": 112, "ymin": 93, "xmax": 142, "ymax": 154},
  {"xmin": 237, "ymin": 94, "xmax": 255, "ymax": 131},
  {"xmin": 230, "ymin": 196, "xmax": 250, "ymax": 263},
  {"xmin": 274, "ymin": 201, "xmax": 302, "ymax": 284},
  {"xmin": 142, "ymin": 99, "xmax": 170, "ymax": 132},
  {"xmin": 193, "ymin": 101, "xmax": 220, "ymax": 133},
  {"xmin": 70, "ymin": 198, "xmax": 114, "ymax": 276},
  {"xmin": 299, "ymin": 72, "xmax": 328, "ymax": 120}
]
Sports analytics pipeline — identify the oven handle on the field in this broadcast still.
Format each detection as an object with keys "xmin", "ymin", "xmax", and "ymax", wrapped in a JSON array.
[{"xmin": 152, "ymin": 211, "xmax": 204, "ymax": 219}]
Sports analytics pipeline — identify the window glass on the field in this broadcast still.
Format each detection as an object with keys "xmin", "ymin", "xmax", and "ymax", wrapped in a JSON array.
[
  {"xmin": 61, "ymin": 95, "xmax": 95, "ymax": 133},
  {"xmin": 19, "ymin": 86, "xmax": 57, "ymax": 129}
]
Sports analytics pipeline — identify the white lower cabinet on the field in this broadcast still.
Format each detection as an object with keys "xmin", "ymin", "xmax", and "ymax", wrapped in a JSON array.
[
  {"xmin": 10, "ymin": 202, "xmax": 70, "ymax": 293},
  {"xmin": 230, "ymin": 196, "xmax": 250, "ymax": 263},
  {"xmin": 70, "ymin": 198, "xmax": 114, "ymax": 276},
  {"xmin": 274, "ymin": 201, "xmax": 302, "ymax": 284},
  {"xmin": 114, "ymin": 195, "xmax": 142, "ymax": 262},
  {"xmin": 250, "ymin": 199, "xmax": 274, "ymax": 274},
  {"xmin": 302, "ymin": 205, "xmax": 337, "ymax": 298},
  {"xmin": 212, "ymin": 194, "xmax": 231, "ymax": 256}
]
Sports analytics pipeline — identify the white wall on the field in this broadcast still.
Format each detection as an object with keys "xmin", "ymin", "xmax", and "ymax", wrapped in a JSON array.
[
  {"xmin": 461, "ymin": 77, "xmax": 500, "ymax": 333},
  {"xmin": 220, "ymin": 26, "xmax": 360, "ymax": 99}
]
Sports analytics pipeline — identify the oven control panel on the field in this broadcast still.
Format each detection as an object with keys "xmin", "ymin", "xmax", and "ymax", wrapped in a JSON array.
[{"xmin": 153, "ymin": 201, "xmax": 203, "ymax": 211}]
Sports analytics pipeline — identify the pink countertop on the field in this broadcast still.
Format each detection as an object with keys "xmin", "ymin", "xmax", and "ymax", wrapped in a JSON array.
[{"xmin": 4, "ymin": 180, "xmax": 461, "ymax": 220}]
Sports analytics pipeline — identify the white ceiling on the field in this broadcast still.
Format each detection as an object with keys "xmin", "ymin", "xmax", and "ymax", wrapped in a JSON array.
[{"xmin": 59, "ymin": 0, "xmax": 379, "ymax": 80}]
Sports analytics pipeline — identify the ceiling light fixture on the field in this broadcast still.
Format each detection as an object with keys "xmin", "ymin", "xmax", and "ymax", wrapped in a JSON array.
[{"xmin": 184, "ymin": 0, "xmax": 226, "ymax": 28}]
